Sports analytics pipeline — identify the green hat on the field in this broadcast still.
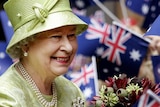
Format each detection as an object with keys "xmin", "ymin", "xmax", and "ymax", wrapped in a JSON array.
[{"xmin": 3, "ymin": 0, "xmax": 88, "ymax": 58}]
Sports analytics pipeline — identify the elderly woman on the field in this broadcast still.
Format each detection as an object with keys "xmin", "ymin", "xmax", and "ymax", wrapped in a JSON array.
[{"xmin": 0, "ymin": 0, "xmax": 87, "ymax": 107}]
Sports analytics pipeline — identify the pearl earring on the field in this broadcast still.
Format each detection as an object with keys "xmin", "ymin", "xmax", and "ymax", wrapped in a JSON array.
[{"xmin": 24, "ymin": 52, "xmax": 28, "ymax": 57}]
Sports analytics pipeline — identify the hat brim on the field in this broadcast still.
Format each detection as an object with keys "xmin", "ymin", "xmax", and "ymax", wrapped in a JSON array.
[{"xmin": 6, "ymin": 11, "xmax": 88, "ymax": 56}]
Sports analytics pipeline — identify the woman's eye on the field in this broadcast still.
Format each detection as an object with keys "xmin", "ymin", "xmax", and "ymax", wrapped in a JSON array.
[
  {"xmin": 68, "ymin": 34, "xmax": 76, "ymax": 40},
  {"xmin": 50, "ymin": 35, "xmax": 61, "ymax": 41},
  {"xmin": 52, "ymin": 36, "xmax": 61, "ymax": 38}
]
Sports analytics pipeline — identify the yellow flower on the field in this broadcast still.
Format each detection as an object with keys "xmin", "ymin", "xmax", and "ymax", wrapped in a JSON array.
[
  {"xmin": 126, "ymin": 83, "xmax": 143, "ymax": 95},
  {"xmin": 104, "ymin": 92, "xmax": 119, "ymax": 107}
]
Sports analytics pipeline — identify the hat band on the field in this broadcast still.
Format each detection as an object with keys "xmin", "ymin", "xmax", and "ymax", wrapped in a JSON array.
[
  {"xmin": 33, "ymin": 3, "xmax": 49, "ymax": 23},
  {"xmin": 27, "ymin": 3, "xmax": 49, "ymax": 31},
  {"xmin": 13, "ymin": 0, "xmax": 59, "ymax": 31}
]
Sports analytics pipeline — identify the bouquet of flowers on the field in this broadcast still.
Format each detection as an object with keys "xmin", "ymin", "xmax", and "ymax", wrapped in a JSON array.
[{"xmin": 92, "ymin": 74, "xmax": 160, "ymax": 107}]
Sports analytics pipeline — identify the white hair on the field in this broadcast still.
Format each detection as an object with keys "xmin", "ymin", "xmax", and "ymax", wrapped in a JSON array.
[{"xmin": 8, "ymin": 35, "xmax": 36, "ymax": 59}]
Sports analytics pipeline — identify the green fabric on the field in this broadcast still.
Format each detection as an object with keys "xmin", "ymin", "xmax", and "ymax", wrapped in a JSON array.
[{"xmin": 0, "ymin": 63, "xmax": 85, "ymax": 107}]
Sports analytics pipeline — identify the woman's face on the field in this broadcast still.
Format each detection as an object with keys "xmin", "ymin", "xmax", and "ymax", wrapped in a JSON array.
[{"xmin": 25, "ymin": 25, "xmax": 78, "ymax": 76}]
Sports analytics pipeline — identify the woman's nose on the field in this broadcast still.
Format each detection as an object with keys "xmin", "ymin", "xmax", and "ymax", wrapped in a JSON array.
[{"xmin": 60, "ymin": 37, "xmax": 73, "ymax": 53}]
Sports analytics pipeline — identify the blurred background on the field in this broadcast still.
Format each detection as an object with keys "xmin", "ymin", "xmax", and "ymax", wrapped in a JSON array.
[
  {"xmin": 0, "ymin": 0, "xmax": 160, "ymax": 106},
  {"xmin": 0, "ymin": 0, "xmax": 7, "ymax": 40}
]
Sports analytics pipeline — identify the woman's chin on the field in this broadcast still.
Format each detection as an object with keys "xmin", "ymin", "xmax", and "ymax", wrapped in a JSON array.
[{"xmin": 51, "ymin": 68, "xmax": 69, "ymax": 76}]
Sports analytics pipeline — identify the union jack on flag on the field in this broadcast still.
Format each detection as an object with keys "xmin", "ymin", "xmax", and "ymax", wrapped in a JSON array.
[
  {"xmin": 138, "ymin": 89, "xmax": 160, "ymax": 107},
  {"xmin": 85, "ymin": 18, "xmax": 111, "ymax": 45},
  {"xmin": 76, "ymin": 15, "xmax": 149, "ymax": 80},
  {"xmin": 76, "ymin": 15, "xmax": 111, "ymax": 57},
  {"xmin": 100, "ymin": 24, "xmax": 132, "ymax": 65},
  {"xmin": 96, "ymin": 21, "xmax": 150, "ymax": 80},
  {"xmin": 65, "ymin": 56, "xmax": 98, "ymax": 101}
]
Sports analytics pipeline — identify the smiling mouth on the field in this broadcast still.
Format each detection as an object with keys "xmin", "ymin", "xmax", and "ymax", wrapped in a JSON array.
[{"xmin": 51, "ymin": 57, "xmax": 70, "ymax": 62}]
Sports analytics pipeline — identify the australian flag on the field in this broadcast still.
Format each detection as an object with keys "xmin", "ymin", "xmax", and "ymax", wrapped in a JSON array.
[
  {"xmin": 138, "ymin": 89, "xmax": 160, "ymax": 107},
  {"xmin": 0, "ymin": 41, "xmax": 13, "ymax": 75},
  {"xmin": 95, "ymin": 21, "xmax": 149, "ymax": 80},
  {"xmin": 0, "ymin": 10, "xmax": 14, "ymax": 44},
  {"xmin": 151, "ymin": 55, "xmax": 160, "ymax": 84},
  {"xmin": 70, "ymin": 0, "xmax": 107, "ymax": 10},
  {"xmin": 125, "ymin": 0, "xmax": 160, "ymax": 30},
  {"xmin": 65, "ymin": 56, "xmax": 98, "ymax": 102},
  {"xmin": 0, "ymin": 11, "xmax": 13, "ymax": 75},
  {"xmin": 144, "ymin": 15, "xmax": 160, "ymax": 36},
  {"xmin": 76, "ymin": 15, "xmax": 149, "ymax": 80},
  {"xmin": 76, "ymin": 15, "xmax": 111, "ymax": 57},
  {"xmin": 142, "ymin": 0, "xmax": 160, "ymax": 30},
  {"xmin": 125, "ymin": 0, "xmax": 152, "ymax": 16}
]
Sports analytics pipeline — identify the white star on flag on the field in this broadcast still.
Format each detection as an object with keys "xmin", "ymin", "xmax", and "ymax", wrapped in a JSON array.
[
  {"xmin": 0, "ymin": 52, "xmax": 5, "ymax": 59},
  {"xmin": 83, "ymin": 87, "xmax": 93, "ymax": 99},
  {"xmin": 141, "ymin": 3, "xmax": 149, "ymax": 15},
  {"xmin": 157, "ymin": 68, "xmax": 160, "ymax": 74},
  {"xmin": 129, "ymin": 49, "xmax": 141, "ymax": 61},
  {"xmin": 95, "ymin": 47, "xmax": 104, "ymax": 56}
]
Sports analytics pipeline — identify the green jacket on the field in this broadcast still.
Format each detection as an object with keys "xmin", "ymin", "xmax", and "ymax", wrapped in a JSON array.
[{"xmin": 0, "ymin": 63, "xmax": 85, "ymax": 107}]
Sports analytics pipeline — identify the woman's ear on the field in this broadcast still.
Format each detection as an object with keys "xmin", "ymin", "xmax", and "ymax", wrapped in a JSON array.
[
  {"xmin": 21, "ymin": 44, "xmax": 29, "ymax": 57},
  {"xmin": 21, "ymin": 44, "xmax": 29, "ymax": 52}
]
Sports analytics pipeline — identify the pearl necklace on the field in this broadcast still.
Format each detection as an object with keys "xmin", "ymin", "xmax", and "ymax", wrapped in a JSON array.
[{"xmin": 16, "ymin": 62, "xmax": 57, "ymax": 107}]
